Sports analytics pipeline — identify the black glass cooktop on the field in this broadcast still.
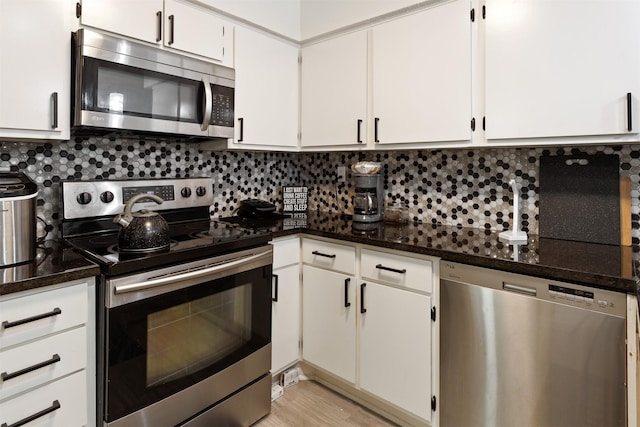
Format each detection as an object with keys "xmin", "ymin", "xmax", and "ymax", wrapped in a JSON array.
[{"xmin": 65, "ymin": 220, "xmax": 272, "ymax": 276}]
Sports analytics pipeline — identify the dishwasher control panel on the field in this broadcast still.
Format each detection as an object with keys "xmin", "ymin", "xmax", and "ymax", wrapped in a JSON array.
[{"xmin": 440, "ymin": 261, "xmax": 626, "ymax": 317}]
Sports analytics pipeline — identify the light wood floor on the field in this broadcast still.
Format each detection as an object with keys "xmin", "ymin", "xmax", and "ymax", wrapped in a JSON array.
[{"xmin": 254, "ymin": 380, "xmax": 398, "ymax": 427}]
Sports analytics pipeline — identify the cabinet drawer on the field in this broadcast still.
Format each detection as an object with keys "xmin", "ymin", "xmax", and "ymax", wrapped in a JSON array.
[
  {"xmin": 0, "ymin": 326, "xmax": 87, "ymax": 400},
  {"xmin": 0, "ymin": 370, "xmax": 87, "ymax": 427},
  {"xmin": 361, "ymin": 248, "xmax": 434, "ymax": 293},
  {"xmin": 272, "ymin": 237, "xmax": 300, "ymax": 269},
  {"xmin": 302, "ymin": 239, "xmax": 356, "ymax": 275},
  {"xmin": 0, "ymin": 282, "xmax": 88, "ymax": 349}
]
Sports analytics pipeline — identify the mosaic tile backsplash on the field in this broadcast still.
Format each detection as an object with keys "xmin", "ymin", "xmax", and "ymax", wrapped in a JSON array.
[{"xmin": 1, "ymin": 136, "xmax": 639, "ymax": 245}]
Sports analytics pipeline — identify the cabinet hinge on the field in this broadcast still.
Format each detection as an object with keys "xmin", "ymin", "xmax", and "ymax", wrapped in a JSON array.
[
  {"xmin": 223, "ymin": 27, "xmax": 225, "ymax": 37},
  {"xmin": 483, "ymin": 5, "xmax": 486, "ymax": 19},
  {"xmin": 431, "ymin": 396, "xmax": 437, "ymax": 411},
  {"xmin": 76, "ymin": 2, "xmax": 82, "ymax": 18},
  {"xmin": 298, "ymin": 55, "xmax": 302, "ymax": 65},
  {"xmin": 430, "ymin": 306, "xmax": 436, "ymax": 322},
  {"xmin": 223, "ymin": 47, "xmax": 225, "ymax": 57},
  {"xmin": 471, "ymin": 117, "xmax": 476, "ymax": 131},
  {"xmin": 483, "ymin": 116, "xmax": 486, "ymax": 131},
  {"xmin": 470, "ymin": 8, "xmax": 475, "ymax": 22},
  {"xmin": 299, "ymin": 339, "xmax": 303, "ymax": 350}
]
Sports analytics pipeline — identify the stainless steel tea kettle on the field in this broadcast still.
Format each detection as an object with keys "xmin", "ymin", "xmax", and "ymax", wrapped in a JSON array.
[{"xmin": 113, "ymin": 194, "xmax": 170, "ymax": 252}]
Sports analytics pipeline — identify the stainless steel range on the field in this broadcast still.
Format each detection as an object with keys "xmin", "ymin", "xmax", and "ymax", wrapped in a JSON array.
[{"xmin": 61, "ymin": 178, "xmax": 273, "ymax": 427}]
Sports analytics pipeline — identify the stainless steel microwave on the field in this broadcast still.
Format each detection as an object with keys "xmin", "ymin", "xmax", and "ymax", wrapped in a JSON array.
[{"xmin": 72, "ymin": 29, "xmax": 234, "ymax": 140}]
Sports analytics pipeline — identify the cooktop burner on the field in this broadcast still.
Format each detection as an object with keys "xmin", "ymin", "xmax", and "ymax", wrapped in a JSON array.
[
  {"xmin": 66, "ymin": 220, "xmax": 271, "ymax": 276},
  {"xmin": 218, "ymin": 213, "xmax": 290, "ymax": 230}
]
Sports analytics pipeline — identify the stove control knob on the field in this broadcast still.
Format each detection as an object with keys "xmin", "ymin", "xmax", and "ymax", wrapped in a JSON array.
[
  {"xmin": 100, "ymin": 191, "xmax": 114, "ymax": 203},
  {"xmin": 77, "ymin": 192, "xmax": 92, "ymax": 205},
  {"xmin": 196, "ymin": 186, "xmax": 207, "ymax": 197},
  {"xmin": 181, "ymin": 187, "xmax": 192, "ymax": 198}
]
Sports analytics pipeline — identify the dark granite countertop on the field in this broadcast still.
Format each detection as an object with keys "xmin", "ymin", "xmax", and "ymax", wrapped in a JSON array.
[
  {"xmin": 3, "ymin": 212, "xmax": 637, "ymax": 297},
  {"xmin": 269, "ymin": 212, "xmax": 639, "ymax": 294},
  {"xmin": 0, "ymin": 240, "xmax": 100, "ymax": 297}
]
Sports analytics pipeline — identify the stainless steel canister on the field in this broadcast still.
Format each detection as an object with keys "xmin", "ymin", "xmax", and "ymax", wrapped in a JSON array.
[{"xmin": 0, "ymin": 173, "xmax": 38, "ymax": 266}]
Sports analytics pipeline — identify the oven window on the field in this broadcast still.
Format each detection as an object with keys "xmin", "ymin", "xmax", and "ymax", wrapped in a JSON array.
[
  {"xmin": 147, "ymin": 284, "xmax": 252, "ymax": 387},
  {"xmin": 105, "ymin": 265, "xmax": 271, "ymax": 423}
]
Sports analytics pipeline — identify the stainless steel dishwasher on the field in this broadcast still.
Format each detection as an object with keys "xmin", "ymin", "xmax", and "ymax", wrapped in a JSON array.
[{"xmin": 440, "ymin": 261, "xmax": 627, "ymax": 427}]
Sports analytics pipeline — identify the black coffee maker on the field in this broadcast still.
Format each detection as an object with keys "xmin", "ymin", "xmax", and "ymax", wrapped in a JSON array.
[{"xmin": 353, "ymin": 173, "xmax": 384, "ymax": 223}]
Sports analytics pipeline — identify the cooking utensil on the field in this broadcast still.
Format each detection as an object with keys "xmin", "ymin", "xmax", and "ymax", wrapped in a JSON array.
[{"xmin": 113, "ymin": 194, "xmax": 170, "ymax": 252}]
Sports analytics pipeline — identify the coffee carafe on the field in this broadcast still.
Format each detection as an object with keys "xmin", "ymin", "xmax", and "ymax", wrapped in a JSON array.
[{"xmin": 353, "ymin": 173, "xmax": 384, "ymax": 223}]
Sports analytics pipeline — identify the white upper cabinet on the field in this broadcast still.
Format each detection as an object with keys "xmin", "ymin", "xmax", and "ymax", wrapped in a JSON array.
[
  {"xmin": 0, "ymin": 0, "xmax": 70, "ymax": 140},
  {"xmin": 300, "ymin": 31, "xmax": 368, "ymax": 147},
  {"xmin": 164, "ymin": 0, "xmax": 228, "ymax": 62},
  {"xmin": 79, "ymin": 0, "xmax": 231, "ymax": 63},
  {"xmin": 79, "ymin": 0, "xmax": 162, "ymax": 45},
  {"xmin": 301, "ymin": 0, "xmax": 472, "ymax": 149},
  {"xmin": 372, "ymin": 0, "xmax": 472, "ymax": 145},
  {"xmin": 233, "ymin": 27, "xmax": 299, "ymax": 148},
  {"xmin": 485, "ymin": 0, "xmax": 640, "ymax": 140}
]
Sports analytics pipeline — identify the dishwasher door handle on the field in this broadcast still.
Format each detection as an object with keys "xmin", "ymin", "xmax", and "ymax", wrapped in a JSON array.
[{"xmin": 503, "ymin": 282, "xmax": 537, "ymax": 297}]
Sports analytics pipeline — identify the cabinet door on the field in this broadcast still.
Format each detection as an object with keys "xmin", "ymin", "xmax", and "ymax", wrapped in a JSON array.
[
  {"xmin": 302, "ymin": 265, "xmax": 356, "ymax": 383},
  {"xmin": 271, "ymin": 264, "xmax": 300, "ymax": 374},
  {"xmin": 485, "ymin": 0, "xmax": 640, "ymax": 139},
  {"xmin": 301, "ymin": 31, "xmax": 367, "ymax": 147},
  {"xmin": 0, "ymin": 0, "xmax": 70, "ymax": 140},
  {"xmin": 234, "ymin": 27, "xmax": 299, "ymax": 148},
  {"xmin": 372, "ymin": 0, "xmax": 471, "ymax": 145},
  {"xmin": 80, "ymin": 0, "xmax": 162, "ymax": 44},
  {"xmin": 0, "ymin": 371, "xmax": 87, "ymax": 427},
  {"xmin": 164, "ymin": 0, "xmax": 229, "ymax": 63},
  {"xmin": 360, "ymin": 282, "xmax": 432, "ymax": 421}
]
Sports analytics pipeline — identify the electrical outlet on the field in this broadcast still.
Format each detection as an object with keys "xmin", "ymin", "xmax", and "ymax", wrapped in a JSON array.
[
  {"xmin": 337, "ymin": 166, "xmax": 346, "ymax": 181},
  {"xmin": 280, "ymin": 368, "xmax": 299, "ymax": 388}
]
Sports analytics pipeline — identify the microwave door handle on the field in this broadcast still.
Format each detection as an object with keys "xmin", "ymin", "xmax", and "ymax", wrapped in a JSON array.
[{"xmin": 200, "ymin": 78, "xmax": 212, "ymax": 131}]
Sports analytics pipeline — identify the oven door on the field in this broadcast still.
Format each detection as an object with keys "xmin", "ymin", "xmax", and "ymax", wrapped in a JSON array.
[{"xmin": 102, "ymin": 246, "xmax": 272, "ymax": 426}]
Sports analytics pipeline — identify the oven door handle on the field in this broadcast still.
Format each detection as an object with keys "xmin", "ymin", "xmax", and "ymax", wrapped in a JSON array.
[{"xmin": 113, "ymin": 251, "xmax": 270, "ymax": 295}]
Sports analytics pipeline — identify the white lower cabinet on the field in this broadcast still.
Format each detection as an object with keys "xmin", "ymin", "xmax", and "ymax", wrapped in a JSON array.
[
  {"xmin": 301, "ymin": 237, "xmax": 439, "ymax": 425},
  {"xmin": 1, "ymin": 371, "xmax": 87, "ymax": 427},
  {"xmin": 302, "ymin": 265, "xmax": 357, "ymax": 384},
  {"xmin": 0, "ymin": 278, "xmax": 95, "ymax": 427},
  {"xmin": 271, "ymin": 237, "xmax": 301, "ymax": 374},
  {"xmin": 360, "ymin": 282, "xmax": 432, "ymax": 421}
]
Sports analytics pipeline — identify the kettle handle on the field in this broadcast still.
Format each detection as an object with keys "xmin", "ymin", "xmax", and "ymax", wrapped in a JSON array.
[{"xmin": 113, "ymin": 193, "xmax": 164, "ymax": 227}]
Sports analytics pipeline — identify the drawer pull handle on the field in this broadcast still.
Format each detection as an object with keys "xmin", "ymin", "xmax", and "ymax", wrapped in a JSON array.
[
  {"xmin": 375, "ymin": 264, "xmax": 406, "ymax": 274},
  {"xmin": 311, "ymin": 250, "xmax": 336, "ymax": 259},
  {"xmin": 1, "ymin": 354, "xmax": 61, "ymax": 382},
  {"xmin": 272, "ymin": 274, "xmax": 279, "ymax": 302},
  {"xmin": 344, "ymin": 278, "xmax": 351, "ymax": 307},
  {"xmin": 1, "ymin": 399, "xmax": 61, "ymax": 427},
  {"xmin": 360, "ymin": 283, "xmax": 367, "ymax": 314},
  {"xmin": 2, "ymin": 307, "xmax": 62, "ymax": 329}
]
